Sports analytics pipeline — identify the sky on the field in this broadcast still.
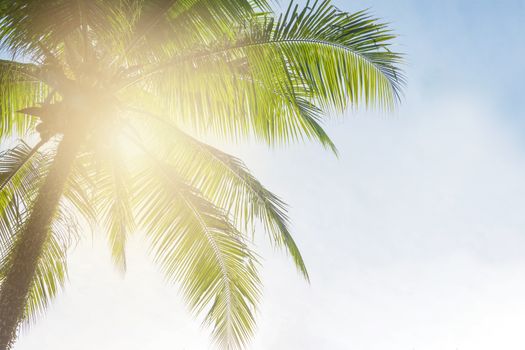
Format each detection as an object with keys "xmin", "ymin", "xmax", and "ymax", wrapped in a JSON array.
[{"xmin": 15, "ymin": 0, "xmax": 525, "ymax": 349}]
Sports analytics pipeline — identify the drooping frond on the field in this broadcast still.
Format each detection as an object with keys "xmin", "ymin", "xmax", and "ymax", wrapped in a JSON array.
[
  {"xmin": 0, "ymin": 141, "xmax": 76, "ymax": 324},
  {"xmin": 122, "ymin": 44, "xmax": 340, "ymax": 149},
  {"xmin": 128, "ymin": 109, "xmax": 309, "ymax": 279},
  {"xmin": 22, "ymin": 232, "xmax": 68, "ymax": 324},
  {"xmin": 133, "ymin": 153, "xmax": 261, "ymax": 349},
  {"xmin": 22, "ymin": 201, "xmax": 78, "ymax": 324},
  {"xmin": 0, "ymin": 201, "xmax": 78, "ymax": 325},
  {"xmin": 62, "ymin": 153, "xmax": 97, "ymax": 229},
  {"xmin": 91, "ymin": 148, "xmax": 134, "ymax": 272},
  {"xmin": 0, "ymin": 142, "xmax": 47, "ymax": 244},
  {"xmin": 265, "ymin": 0, "xmax": 405, "ymax": 108},
  {"xmin": 126, "ymin": 0, "xmax": 402, "ymax": 146},
  {"xmin": 0, "ymin": 60, "xmax": 48, "ymax": 140}
]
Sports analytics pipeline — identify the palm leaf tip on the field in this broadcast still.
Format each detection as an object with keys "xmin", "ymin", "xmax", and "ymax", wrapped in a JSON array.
[
  {"xmin": 276, "ymin": 222, "xmax": 310, "ymax": 282},
  {"xmin": 268, "ymin": 0, "xmax": 405, "ymax": 111}
]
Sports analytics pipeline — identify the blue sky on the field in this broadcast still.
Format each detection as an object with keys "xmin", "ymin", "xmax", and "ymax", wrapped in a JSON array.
[
  {"xmin": 349, "ymin": 0, "xmax": 525, "ymax": 126},
  {"xmin": 16, "ymin": 1, "xmax": 525, "ymax": 349}
]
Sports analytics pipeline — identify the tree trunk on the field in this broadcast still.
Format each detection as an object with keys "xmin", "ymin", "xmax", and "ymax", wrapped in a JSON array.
[{"xmin": 0, "ymin": 132, "xmax": 83, "ymax": 350}]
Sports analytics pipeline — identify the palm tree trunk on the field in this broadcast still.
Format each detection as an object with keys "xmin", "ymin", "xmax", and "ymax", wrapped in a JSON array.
[{"xmin": 0, "ymin": 132, "xmax": 83, "ymax": 350}]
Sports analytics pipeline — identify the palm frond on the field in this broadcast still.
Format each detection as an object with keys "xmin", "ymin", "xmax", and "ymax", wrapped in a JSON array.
[
  {"xmin": 0, "ymin": 142, "xmax": 47, "ymax": 244},
  {"xmin": 121, "ymin": 61, "xmax": 339, "ymax": 150},
  {"xmin": 0, "ymin": 201, "xmax": 77, "ymax": 325},
  {"xmin": 125, "ymin": 0, "xmax": 402, "ymax": 146},
  {"xmin": 62, "ymin": 153, "xmax": 97, "ymax": 229},
  {"xmin": 93, "ymin": 149, "xmax": 134, "ymax": 272},
  {"xmin": 0, "ymin": 142, "xmax": 76, "ymax": 324},
  {"xmin": 133, "ymin": 149, "xmax": 261, "ymax": 349},
  {"xmin": 128, "ymin": 109, "xmax": 309, "ymax": 280},
  {"xmin": 22, "ymin": 233, "xmax": 68, "ymax": 324},
  {"xmin": 0, "ymin": 60, "xmax": 48, "ymax": 140},
  {"xmin": 257, "ymin": 0, "xmax": 405, "ymax": 106},
  {"xmin": 22, "ymin": 201, "xmax": 78, "ymax": 324}
]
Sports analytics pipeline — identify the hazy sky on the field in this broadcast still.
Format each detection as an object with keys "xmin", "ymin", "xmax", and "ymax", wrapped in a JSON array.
[{"xmin": 15, "ymin": 0, "xmax": 525, "ymax": 349}]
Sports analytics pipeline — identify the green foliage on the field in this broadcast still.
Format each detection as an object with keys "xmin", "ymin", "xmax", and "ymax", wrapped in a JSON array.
[
  {"xmin": 0, "ymin": 143, "xmax": 77, "ymax": 323},
  {"xmin": 0, "ymin": 0, "xmax": 402, "ymax": 348},
  {"xmin": 0, "ymin": 60, "xmax": 48, "ymax": 140},
  {"xmin": 129, "ymin": 108, "xmax": 309, "ymax": 279},
  {"xmin": 134, "ymin": 156, "xmax": 261, "ymax": 348}
]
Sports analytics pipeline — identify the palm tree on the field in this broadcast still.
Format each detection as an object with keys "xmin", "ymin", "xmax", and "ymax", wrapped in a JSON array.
[{"xmin": 0, "ymin": 0, "xmax": 403, "ymax": 349}]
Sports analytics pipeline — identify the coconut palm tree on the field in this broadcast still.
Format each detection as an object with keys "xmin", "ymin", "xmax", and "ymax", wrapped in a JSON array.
[{"xmin": 0, "ymin": 0, "xmax": 403, "ymax": 349}]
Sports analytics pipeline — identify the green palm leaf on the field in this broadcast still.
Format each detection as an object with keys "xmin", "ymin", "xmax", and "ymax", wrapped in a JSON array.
[
  {"xmin": 0, "ymin": 60, "xmax": 48, "ymax": 140},
  {"xmin": 0, "ymin": 142, "xmax": 46, "ymax": 243},
  {"xmin": 134, "ymin": 156, "xmax": 261, "ymax": 349},
  {"xmin": 23, "ymin": 202, "xmax": 78, "ymax": 324},
  {"xmin": 0, "ymin": 142, "xmax": 77, "ymax": 324},
  {"xmin": 92, "ymin": 147, "xmax": 135, "ymax": 272},
  {"xmin": 128, "ymin": 109, "xmax": 309, "ymax": 279},
  {"xmin": 120, "ymin": 2, "xmax": 402, "ymax": 149}
]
